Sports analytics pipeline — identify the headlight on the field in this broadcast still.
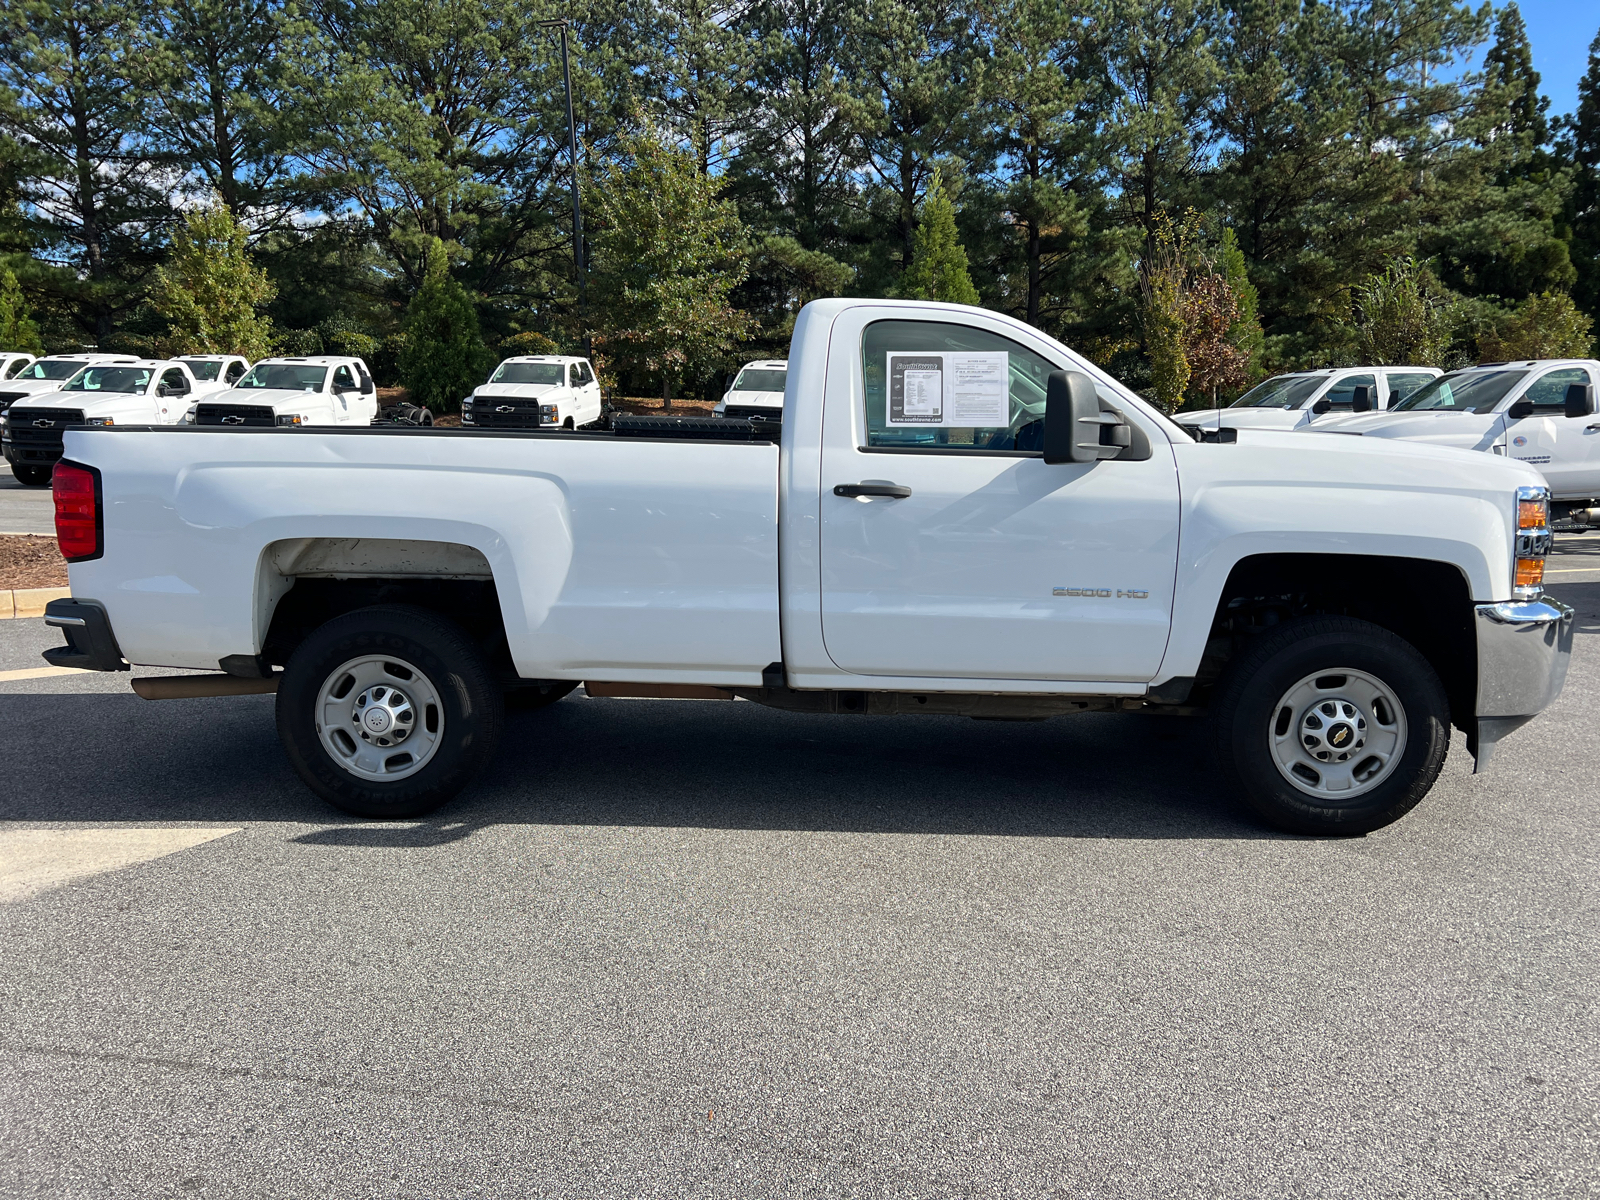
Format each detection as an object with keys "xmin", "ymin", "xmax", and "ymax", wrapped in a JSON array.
[
  {"xmin": 462, "ymin": 395, "xmax": 474, "ymax": 407},
  {"xmin": 276, "ymin": 414, "xmax": 303, "ymax": 426},
  {"xmin": 540, "ymin": 403, "xmax": 558, "ymax": 424},
  {"xmin": 1513, "ymin": 485, "xmax": 1550, "ymax": 599},
  {"xmin": 85, "ymin": 416, "xmax": 114, "ymax": 426},
  {"xmin": 182, "ymin": 403, "xmax": 198, "ymax": 425}
]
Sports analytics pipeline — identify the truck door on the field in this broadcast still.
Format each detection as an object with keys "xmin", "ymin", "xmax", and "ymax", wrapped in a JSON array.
[
  {"xmin": 1508, "ymin": 365, "xmax": 1600, "ymax": 498},
  {"xmin": 818, "ymin": 310, "xmax": 1181, "ymax": 684}
]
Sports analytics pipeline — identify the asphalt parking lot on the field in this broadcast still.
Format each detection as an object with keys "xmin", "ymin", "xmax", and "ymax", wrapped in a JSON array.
[
  {"xmin": 1, "ymin": 537, "xmax": 1597, "ymax": 1196},
  {"xmin": 0, "ymin": 461, "xmax": 55, "ymax": 535}
]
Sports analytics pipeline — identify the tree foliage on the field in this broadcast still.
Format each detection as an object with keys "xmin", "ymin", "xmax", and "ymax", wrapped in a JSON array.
[
  {"xmin": 0, "ymin": 265, "xmax": 44, "ymax": 353},
  {"xmin": 589, "ymin": 123, "xmax": 752, "ymax": 402},
  {"xmin": 1478, "ymin": 292, "xmax": 1595, "ymax": 361},
  {"xmin": 398, "ymin": 242, "xmax": 489, "ymax": 411},
  {"xmin": 1351, "ymin": 257, "xmax": 1454, "ymax": 367},
  {"xmin": 896, "ymin": 172, "xmax": 979, "ymax": 305},
  {"xmin": 148, "ymin": 199, "xmax": 276, "ymax": 358}
]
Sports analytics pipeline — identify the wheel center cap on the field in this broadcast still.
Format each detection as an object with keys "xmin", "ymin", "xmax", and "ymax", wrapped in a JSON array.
[
  {"xmin": 363, "ymin": 707, "xmax": 392, "ymax": 733},
  {"xmin": 1327, "ymin": 722, "xmax": 1354, "ymax": 749}
]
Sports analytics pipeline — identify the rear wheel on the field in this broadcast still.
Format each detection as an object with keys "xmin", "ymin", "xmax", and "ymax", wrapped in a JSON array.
[
  {"xmin": 1212, "ymin": 616, "xmax": 1450, "ymax": 836},
  {"xmin": 276, "ymin": 605, "xmax": 504, "ymax": 818},
  {"xmin": 11, "ymin": 464, "xmax": 52, "ymax": 486}
]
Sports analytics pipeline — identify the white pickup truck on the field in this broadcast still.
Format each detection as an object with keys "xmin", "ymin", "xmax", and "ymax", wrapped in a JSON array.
[
  {"xmin": 715, "ymin": 359, "xmax": 788, "ymax": 420},
  {"xmin": 463, "ymin": 356, "xmax": 603, "ymax": 429},
  {"xmin": 194, "ymin": 356, "xmax": 378, "ymax": 427},
  {"xmin": 40, "ymin": 300, "xmax": 1573, "ymax": 836},
  {"xmin": 4, "ymin": 359, "xmax": 203, "ymax": 484},
  {"xmin": 1310, "ymin": 359, "xmax": 1600, "ymax": 524},
  {"xmin": 1175, "ymin": 366, "xmax": 1442, "ymax": 434}
]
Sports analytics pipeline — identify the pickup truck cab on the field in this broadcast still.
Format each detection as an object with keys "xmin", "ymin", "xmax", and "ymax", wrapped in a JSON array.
[
  {"xmin": 176, "ymin": 354, "xmax": 251, "ymax": 393},
  {"xmin": 196, "ymin": 356, "xmax": 378, "ymax": 428},
  {"xmin": 1309, "ymin": 360, "xmax": 1600, "ymax": 520},
  {"xmin": 0, "ymin": 353, "xmax": 141, "ymax": 418},
  {"xmin": 715, "ymin": 359, "xmax": 788, "ymax": 419},
  {"xmin": 1176, "ymin": 366, "xmax": 1441, "ymax": 434},
  {"xmin": 0, "ymin": 352, "xmax": 36, "ymax": 384},
  {"xmin": 4, "ymin": 359, "xmax": 198, "ymax": 484},
  {"xmin": 41, "ymin": 299, "xmax": 1573, "ymax": 837},
  {"xmin": 462, "ymin": 356, "xmax": 603, "ymax": 429}
]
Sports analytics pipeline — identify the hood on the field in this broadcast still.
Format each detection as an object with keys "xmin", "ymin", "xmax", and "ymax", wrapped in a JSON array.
[
  {"xmin": 9, "ymin": 390, "xmax": 143, "ymax": 413},
  {"xmin": 1222, "ymin": 425, "xmax": 1538, "ymax": 488},
  {"xmin": 1181, "ymin": 406, "xmax": 1317, "ymax": 431},
  {"xmin": 474, "ymin": 383, "xmax": 567, "ymax": 400},
  {"xmin": 0, "ymin": 378, "xmax": 72, "ymax": 398},
  {"xmin": 1307, "ymin": 410, "xmax": 1502, "ymax": 453},
  {"xmin": 725, "ymin": 389, "xmax": 784, "ymax": 407},
  {"xmin": 218, "ymin": 388, "xmax": 325, "ymax": 409}
]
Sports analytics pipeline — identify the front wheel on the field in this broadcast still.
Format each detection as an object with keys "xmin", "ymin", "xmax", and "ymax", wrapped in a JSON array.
[
  {"xmin": 276, "ymin": 605, "xmax": 504, "ymax": 818},
  {"xmin": 11, "ymin": 463, "xmax": 52, "ymax": 486},
  {"xmin": 1212, "ymin": 616, "xmax": 1450, "ymax": 836}
]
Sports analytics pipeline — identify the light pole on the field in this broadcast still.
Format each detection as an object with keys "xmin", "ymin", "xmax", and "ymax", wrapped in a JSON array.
[{"xmin": 538, "ymin": 19, "xmax": 586, "ymax": 350}]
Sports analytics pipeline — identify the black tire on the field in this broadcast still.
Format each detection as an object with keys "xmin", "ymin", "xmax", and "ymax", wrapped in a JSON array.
[
  {"xmin": 504, "ymin": 679, "xmax": 579, "ymax": 711},
  {"xmin": 1212, "ymin": 616, "xmax": 1450, "ymax": 836},
  {"xmin": 12, "ymin": 464, "xmax": 52, "ymax": 486},
  {"xmin": 276, "ymin": 604, "xmax": 504, "ymax": 819}
]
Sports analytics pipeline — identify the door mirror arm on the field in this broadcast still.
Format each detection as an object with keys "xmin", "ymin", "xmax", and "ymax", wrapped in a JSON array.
[{"xmin": 1508, "ymin": 399, "xmax": 1534, "ymax": 419}]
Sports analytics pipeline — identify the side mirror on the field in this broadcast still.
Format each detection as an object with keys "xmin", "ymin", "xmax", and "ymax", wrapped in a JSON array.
[
  {"xmin": 1350, "ymin": 385, "xmax": 1373, "ymax": 413},
  {"xmin": 1043, "ymin": 370, "xmax": 1138, "ymax": 464},
  {"xmin": 1508, "ymin": 399, "xmax": 1534, "ymax": 419},
  {"xmin": 1310, "ymin": 398, "xmax": 1332, "ymax": 415},
  {"xmin": 156, "ymin": 383, "xmax": 170, "ymax": 397},
  {"xmin": 1387, "ymin": 389, "xmax": 1400, "ymax": 408},
  {"xmin": 1565, "ymin": 382, "xmax": 1596, "ymax": 419}
]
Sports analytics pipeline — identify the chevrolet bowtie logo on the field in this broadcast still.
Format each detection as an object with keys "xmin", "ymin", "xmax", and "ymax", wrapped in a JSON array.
[
  {"xmin": 495, "ymin": 405, "xmax": 515, "ymax": 413},
  {"xmin": 32, "ymin": 419, "xmax": 54, "ymax": 428},
  {"xmin": 221, "ymin": 415, "xmax": 246, "ymax": 425}
]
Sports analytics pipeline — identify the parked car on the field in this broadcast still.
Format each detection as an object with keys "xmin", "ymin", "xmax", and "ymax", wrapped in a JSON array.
[
  {"xmin": 462, "ymin": 356, "xmax": 603, "ymax": 429},
  {"xmin": 0, "ymin": 353, "xmax": 141, "ymax": 418},
  {"xmin": 0, "ymin": 351, "xmax": 37, "ymax": 385},
  {"xmin": 714, "ymin": 359, "xmax": 787, "ymax": 420},
  {"xmin": 3, "ymin": 359, "xmax": 199, "ymax": 484},
  {"xmin": 41, "ymin": 298, "xmax": 1571, "ymax": 837},
  {"xmin": 1175, "ymin": 366, "xmax": 1442, "ymax": 434},
  {"xmin": 193, "ymin": 356, "xmax": 378, "ymax": 427},
  {"xmin": 1304, "ymin": 360, "xmax": 1600, "ymax": 526},
  {"xmin": 176, "ymin": 354, "xmax": 251, "ymax": 394}
]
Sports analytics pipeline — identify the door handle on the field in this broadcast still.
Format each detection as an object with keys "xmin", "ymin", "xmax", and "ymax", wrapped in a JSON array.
[{"xmin": 834, "ymin": 483, "xmax": 912, "ymax": 499}]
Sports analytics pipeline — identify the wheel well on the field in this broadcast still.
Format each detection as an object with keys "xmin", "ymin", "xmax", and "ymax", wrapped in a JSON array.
[
  {"xmin": 1200, "ymin": 554, "xmax": 1476, "ymax": 731},
  {"xmin": 262, "ymin": 577, "xmax": 515, "ymax": 682}
]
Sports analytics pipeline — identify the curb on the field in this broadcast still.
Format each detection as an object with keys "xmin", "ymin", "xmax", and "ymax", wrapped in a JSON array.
[{"xmin": 0, "ymin": 587, "xmax": 70, "ymax": 620}]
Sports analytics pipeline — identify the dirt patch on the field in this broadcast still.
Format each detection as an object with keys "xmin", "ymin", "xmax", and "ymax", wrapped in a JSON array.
[
  {"xmin": 609, "ymin": 397, "xmax": 719, "ymax": 416},
  {"xmin": 0, "ymin": 535, "xmax": 67, "ymax": 590}
]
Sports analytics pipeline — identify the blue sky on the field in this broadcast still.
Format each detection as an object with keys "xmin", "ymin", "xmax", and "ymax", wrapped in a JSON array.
[{"xmin": 1519, "ymin": 0, "xmax": 1597, "ymax": 118}]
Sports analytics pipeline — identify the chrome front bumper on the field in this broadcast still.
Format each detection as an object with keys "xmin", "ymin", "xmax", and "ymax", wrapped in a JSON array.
[{"xmin": 1471, "ymin": 598, "xmax": 1575, "ymax": 771}]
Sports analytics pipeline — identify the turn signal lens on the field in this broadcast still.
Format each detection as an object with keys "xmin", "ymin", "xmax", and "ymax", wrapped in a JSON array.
[
  {"xmin": 1515, "ymin": 557, "xmax": 1545, "ymax": 590},
  {"xmin": 1518, "ymin": 498, "xmax": 1547, "ymax": 529},
  {"xmin": 53, "ymin": 461, "xmax": 102, "ymax": 561}
]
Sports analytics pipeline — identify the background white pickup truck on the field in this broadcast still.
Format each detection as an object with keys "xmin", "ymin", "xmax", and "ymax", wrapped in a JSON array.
[
  {"xmin": 0, "ymin": 353, "xmax": 141, "ymax": 418},
  {"xmin": 1310, "ymin": 359, "xmax": 1600, "ymax": 521},
  {"xmin": 715, "ymin": 359, "xmax": 788, "ymax": 420},
  {"xmin": 1175, "ymin": 366, "xmax": 1441, "ymax": 434},
  {"xmin": 3, "ymin": 359, "xmax": 202, "ymax": 485},
  {"xmin": 195, "ymin": 356, "xmax": 378, "ymax": 427},
  {"xmin": 463, "ymin": 356, "xmax": 603, "ymax": 429},
  {"xmin": 42, "ymin": 300, "xmax": 1573, "ymax": 837}
]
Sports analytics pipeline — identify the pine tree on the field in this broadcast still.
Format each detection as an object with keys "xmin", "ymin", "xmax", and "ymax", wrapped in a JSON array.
[
  {"xmin": 1570, "ymin": 28, "xmax": 1600, "ymax": 323},
  {"xmin": 896, "ymin": 173, "xmax": 979, "ymax": 305},
  {"xmin": 0, "ymin": 266, "xmax": 44, "ymax": 353},
  {"xmin": 1218, "ymin": 227, "xmax": 1263, "ymax": 384},
  {"xmin": 589, "ymin": 122, "xmax": 753, "ymax": 403},
  {"xmin": 1483, "ymin": 3, "xmax": 1548, "ymax": 149},
  {"xmin": 398, "ymin": 242, "xmax": 489, "ymax": 412},
  {"xmin": 149, "ymin": 199, "xmax": 276, "ymax": 359}
]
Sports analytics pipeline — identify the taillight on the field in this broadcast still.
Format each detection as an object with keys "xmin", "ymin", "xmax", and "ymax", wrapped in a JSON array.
[{"xmin": 54, "ymin": 460, "xmax": 102, "ymax": 561}]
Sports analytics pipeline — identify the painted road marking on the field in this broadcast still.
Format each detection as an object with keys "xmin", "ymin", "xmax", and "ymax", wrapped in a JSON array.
[
  {"xmin": 0, "ymin": 666, "xmax": 90, "ymax": 683},
  {"xmin": 0, "ymin": 827, "xmax": 240, "ymax": 902}
]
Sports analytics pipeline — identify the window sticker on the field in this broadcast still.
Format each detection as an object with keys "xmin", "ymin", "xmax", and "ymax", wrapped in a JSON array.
[{"xmin": 886, "ymin": 352, "xmax": 1008, "ymax": 426}]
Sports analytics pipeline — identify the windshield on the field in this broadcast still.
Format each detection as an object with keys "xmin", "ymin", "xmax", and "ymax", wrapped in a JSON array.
[
  {"xmin": 62, "ymin": 366, "xmax": 152, "ymax": 394},
  {"xmin": 733, "ymin": 369, "xmax": 787, "ymax": 393},
  {"xmin": 183, "ymin": 360, "xmax": 222, "ymax": 381},
  {"xmin": 236, "ymin": 363, "xmax": 327, "ymax": 392},
  {"xmin": 17, "ymin": 360, "xmax": 91, "ymax": 381},
  {"xmin": 1391, "ymin": 370, "xmax": 1530, "ymax": 413},
  {"xmin": 1228, "ymin": 375, "xmax": 1324, "ymax": 409},
  {"xmin": 489, "ymin": 362, "xmax": 565, "ymax": 385}
]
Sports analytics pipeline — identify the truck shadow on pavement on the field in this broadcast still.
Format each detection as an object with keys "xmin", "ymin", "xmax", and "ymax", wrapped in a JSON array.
[{"xmin": 6, "ymin": 580, "xmax": 1595, "ymax": 845}]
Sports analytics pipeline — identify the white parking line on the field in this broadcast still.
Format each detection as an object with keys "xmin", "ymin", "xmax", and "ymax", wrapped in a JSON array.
[{"xmin": 0, "ymin": 827, "xmax": 241, "ymax": 902}]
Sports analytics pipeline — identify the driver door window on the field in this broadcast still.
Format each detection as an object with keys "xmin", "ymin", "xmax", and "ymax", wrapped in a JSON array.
[
  {"xmin": 1523, "ymin": 367, "xmax": 1589, "ymax": 411},
  {"xmin": 332, "ymin": 365, "xmax": 356, "ymax": 392},
  {"xmin": 225, "ymin": 361, "xmax": 245, "ymax": 384},
  {"xmin": 1323, "ymin": 374, "xmax": 1377, "ymax": 411}
]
